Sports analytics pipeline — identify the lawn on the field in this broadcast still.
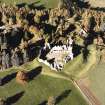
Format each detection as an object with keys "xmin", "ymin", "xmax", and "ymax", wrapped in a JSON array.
[
  {"xmin": 87, "ymin": 62, "xmax": 105, "ymax": 105},
  {"xmin": 0, "ymin": 45, "xmax": 96, "ymax": 105},
  {"xmin": 0, "ymin": 1, "xmax": 92, "ymax": 104},
  {"xmin": 62, "ymin": 45, "xmax": 97, "ymax": 79},
  {"xmin": 0, "ymin": 59, "xmax": 88, "ymax": 105},
  {"xmin": 0, "ymin": 0, "xmax": 59, "ymax": 8}
]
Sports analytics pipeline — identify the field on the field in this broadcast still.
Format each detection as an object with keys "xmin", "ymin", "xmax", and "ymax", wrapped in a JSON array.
[
  {"xmin": 0, "ymin": 45, "xmax": 96, "ymax": 105},
  {"xmin": 87, "ymin": 62, "xmax": 105, "ymax": 105},
  {"xmin": 0, "ymin": 0, "xmax": 99, "ymax": 105},
  {"xmin": 63, "ymin": 45, "xmax": 97, "ymax": 79},
  {"xmin": 0, "ymin": 0, "xmax": 59, "ymax": 8},
  {"xmin": 0, "ymin": 59, "xmax": 88, "ymax": 105}
]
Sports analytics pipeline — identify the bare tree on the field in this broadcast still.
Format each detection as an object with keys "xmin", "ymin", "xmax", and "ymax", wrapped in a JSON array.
[
  {"xmin": 47, "ymin": 96, "xmax": 56, "ymax": 105},
  {"xmin": 0, "ymin": 98, "xmax": 6, "ymax": 105},
  {"xmin": 58, "ymin": 0, "xmax": 77, "ymax": 16}
]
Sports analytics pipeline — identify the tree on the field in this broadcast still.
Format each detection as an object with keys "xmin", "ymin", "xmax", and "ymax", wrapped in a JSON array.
[
  {"xmin": 34, "ymin": 15, "xmax": 41, "ymax": 24},
  {"xmin": 2, "ymin": 13, "xmax": 8, "ymax": 24},
  {"xmin": 0, "ymin": 98, "xmax": 6, "ymax": 105},
  {"xmin": 34, "ymin": 10, "xmax": 43, "ymax": 24},
  {"xmin": 58, "ymin": 0, "xmax": 65, "ymax": 9},
  {"xmin": 47, "ymin": 96, "xmax": 56, "ymax": 105},
  {"xmin": 8, "ymin": 18, "xmax": 14, "ymax": 25},
  {"xmin": 16, "ymin": 71, "xmax": 28, "ymax": 84},
  {"xmin": 58, "ymin": 0, "xmax": 78, "ymax": 16}
]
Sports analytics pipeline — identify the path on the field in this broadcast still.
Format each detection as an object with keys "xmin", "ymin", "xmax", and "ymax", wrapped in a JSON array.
[{"xmin": 74, "ymin": 79, "xmax": 101, "ymax": 105}]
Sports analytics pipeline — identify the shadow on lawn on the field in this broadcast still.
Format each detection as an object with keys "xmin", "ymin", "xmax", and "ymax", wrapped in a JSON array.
[
  {"xmin": 82, "ymin": 46, "xmax": 90, "ymax": 63},
  {"xmin": 16, "ymin": 1, "xmax": 45, "ymax": 10},
  {"xmin": 16, "ymin": 1, "xmax": 40, "ymax": 8},
  {"xmin": 16, "ymin": 3, "xmax": 27, "ymax": 8},
  {"xmin": 91, "ymin": 7, "xmax": 105, "ymax": 12},
  {"xmin": 27, "ymin": 66, "xmax": 42, "ymax": 81},
  {"xmin": 2, "ymin": 72, "xmax": 17, "ymax": 85},
  {"xmin": 75, "ymin": 0, "xmax": 90, "ymax": 9},
  {"xmin": 28, "ymin": 2, "xmax": 45, "ymax": 10},
  {"xmin": 38, "ymin": 100, "xmax": 47, "ymax": 105},
  {"xmin": 1, "ymin": 66, "xmax": 42, "ymax": 85},
  {"xmin": 55, "ymin": 89, "xmax": 71, "ymax": 104},
  {"xmin": 39, "ymin": 89, "xmax": 71, "ymax": 105},
  {"xmin": 6, "ymin": 91, "xmax": 24, "ymax": 105}
]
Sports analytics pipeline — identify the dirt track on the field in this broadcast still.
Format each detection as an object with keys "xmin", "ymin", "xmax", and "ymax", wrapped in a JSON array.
[{"xmin": 74, "ymin": 79, "xmax": 101, "ymax": 105}]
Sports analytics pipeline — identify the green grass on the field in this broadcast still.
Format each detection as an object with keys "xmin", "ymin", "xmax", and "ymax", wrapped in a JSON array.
[
  {"xmin": 63, "ymin": 54, "xmax": 83, "ymax": 77},
  {"xmin": 0, "ymin": 0, "xmax": 59, "ymax": 8},
  {"xmin": 62, "ymin": 45, "xmax": 96, "ymax": 79},
  {"xmin": 0, "ymin": 75, "xmax": 87, "ymax": 105},
  {"xmin": 83, "ymin": 49, "xmax": 105, "ymax": 105},
  {"xmin": 0, "ymin": 60, "xmax": 88, "ymax": 105},
  {"xmin": 87, "ymin": 62, "xmax": 105, "ymax": 105},
  {"xmin": 0, "ymin": 45, "xmax": 96, "ymax": 105},
  {"xmin": 0, "ymin": 0, "xmax": 96, "ymax": 105}
]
